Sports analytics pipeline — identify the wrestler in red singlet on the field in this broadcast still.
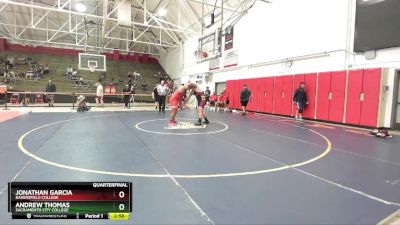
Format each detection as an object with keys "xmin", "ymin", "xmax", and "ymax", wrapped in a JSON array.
[
  {"xmin": 190, "ymin": 86, "xmax": 209, "ymax": 126},
  {"xmin": 169, "ymin": 83, "xmax": 195, "ymax": 126}
]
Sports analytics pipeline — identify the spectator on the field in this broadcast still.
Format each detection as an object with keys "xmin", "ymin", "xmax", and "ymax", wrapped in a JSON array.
[
  {"xmin": 223, "ymin": 89, "xmax": 230, "ymax": 112},
  {"xmin": 122, "ymin": 84, "xmax": 130, "ymax": 108},
  {"xmin": 25, "ymin": 70, "xmax": 34, "ymax": 80},
  {"xmin": 66, "ymin": 65, "xmax": 73, "ymax": 76},
  {"xmin": 155, "ymin": 72, "xmax": 162, "ymax": 81},
  {"xmin": 45, "ymin": 79, "xmax": 56, "ymax": 107},
  {"xmin": 43, "ymin": 64, "xmax": 50, "ymax": 75},
  {"xmin": 75, "ymin": 77, "xmax": 83, "ymax": 87},
  {"xmin": 95, "ymin": 80, "xmax": 104, "ymax": 107},
  {"xmin": 293, "ymin": 82, "xmax": 308, "ymax": 121},
  {"xmin": 205, "ymin": 86, "xmax": 211, "ymax": 105},
  {"xmin": 76, "ymin": 95, "xmax": 90, "ymax": 112},
  {"xmin": 216, "ymin": 92, "xmax": 225, "ymax": 112},
  {"xmin": 127, "ymin": 78, "xmax": 133, "ymax": 88},
  {"xmin": 8, "ymin": 57, "xmax": 14, "ymax": 68},
  {"xmin": 240, "ymin": 84, "xmax": 251, "ymax": 115},
  {"xmin": 22, "ymin": 97, "xmax": 30, "ymax": 106},
  {"xmin": 130, "ymin": 83, "xmax": 135, "ymax": 106},
  {"xmin": 72, "ymin": 69, "xmax": 78, "ymax": 79},
  {"xmin": 99, "ymin": 72, "xmax": 106, "ymax": 81},
  {"xmin": 157, "ymin": 80, "xmax": 168, "ymax": 113},
  {"xmin": 10, "ymin": 71, "xmax": 17, "ymax": 85},
  {"xmin": 160, "ymin": 73, "xmax": 166, "ymax": 82},
  {"xmin": 209, "ymin": 92, "xmax": 218, "ymax": 111},
  {"xmin": 152, "ymin": 82, "xmax": 160, "ymax": 110}
]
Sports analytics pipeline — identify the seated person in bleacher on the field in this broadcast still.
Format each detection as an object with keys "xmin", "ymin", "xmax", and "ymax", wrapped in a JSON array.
[
  {"xmin": 66, "ymin": 65, "xmax": 73, "ymax": 76},
  {"xmin": 70, "ymin": 69, "xmax": 79, "ymax": 80},
  {"xmin": 43, "ymin": 64, "xmax": 50, "ymax": 75},
  {"xmin": 10, "ymin": 71, "xmax": 17, "ymax": 85},
  {"xmin": 25, "ymin": 70, "xmax": 34, "ymax": 80},
  {"xmin": 75, "ymin": 77, "xmax": 83, "ymax": 86},
  {"xmin": 76, "ymin": 95, "xmax": 90, "ymax": 112},
  {"xmin": 45, "ymin": 79, "xmax": 56, "ymax": 107}
]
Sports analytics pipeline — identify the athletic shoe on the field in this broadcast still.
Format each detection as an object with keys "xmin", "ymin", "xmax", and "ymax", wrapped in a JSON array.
[{"xmin": 169, "ymin": 121, "xmax": 178, "ymax": 126}]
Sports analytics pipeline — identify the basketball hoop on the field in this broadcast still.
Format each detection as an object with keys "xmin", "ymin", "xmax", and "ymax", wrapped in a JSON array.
[
  {"xmin": 195, "ymin": 50, "xmax": 209, "ymax": 60},
  {"xmin": 89, "ymin": 64, "xmax": 96, "ymax": 73}
]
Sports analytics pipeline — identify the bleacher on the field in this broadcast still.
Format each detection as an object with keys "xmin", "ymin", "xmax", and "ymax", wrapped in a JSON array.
[{"xmin": 0, "ymin": 51, "xmax": 164, "ymax": 102}]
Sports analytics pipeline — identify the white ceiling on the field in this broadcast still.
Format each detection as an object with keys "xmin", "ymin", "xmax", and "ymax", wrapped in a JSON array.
[{"xmin": 0, "ymin": 0, "xmax": 256, "ymax": 56}]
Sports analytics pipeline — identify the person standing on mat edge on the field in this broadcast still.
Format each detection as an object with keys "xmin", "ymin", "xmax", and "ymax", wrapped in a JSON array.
[
  {"xmin": 205, "ymin": 86, "xmax": 211, "ymax": 106},
  {"xmin": 122, "ymin": 84, "xmax": 130, "ymax": 108},
  {"xmin": 293, "ymin": 82, "xmax": 308, "ymax": 121},
  {"xmin": 157, "ymin": 80, "xmax": 168, "ymax": 113},
  {"xmin": 45, "ymin": 79, "xmax": 56, "ymax": 107},
  {"xmin": 240, "ymin": 84, "xmax": 251, "ymax": 115},
  {"xmin": 96, "ymin": 80, "xmax": 104, "ymax": 108}
]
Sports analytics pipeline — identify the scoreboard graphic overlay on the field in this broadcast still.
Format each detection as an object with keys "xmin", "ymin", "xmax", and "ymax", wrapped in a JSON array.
[{"xmin": 8, "ymin": 182, "xmax": 132, "ymax": 220}]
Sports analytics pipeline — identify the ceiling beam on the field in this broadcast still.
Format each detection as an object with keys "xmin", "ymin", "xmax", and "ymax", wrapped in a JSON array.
[
  {"xmin": 0, "ymin": 0, "xmax": 199, "ymax": 35},
  {"xmin": 187, "ymin": 0, "xmax": 237, "ymax": 12}
]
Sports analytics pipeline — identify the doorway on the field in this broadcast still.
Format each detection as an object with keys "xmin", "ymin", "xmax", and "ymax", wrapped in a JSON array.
[{"xmin": 393, "ymin": 70, "xmax": 400, "ymax": 130}]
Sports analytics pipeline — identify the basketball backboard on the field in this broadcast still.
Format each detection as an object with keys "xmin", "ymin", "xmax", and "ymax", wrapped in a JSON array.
[{"xmin": 78, "ymin": 53, "xmax": 106, "ymax": 72}]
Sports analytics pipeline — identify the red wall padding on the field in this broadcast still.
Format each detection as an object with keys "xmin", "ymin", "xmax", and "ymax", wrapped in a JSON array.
[
  {"xmin": 359, "ymin": 68, "xmax": 381, "ymax": 127},
  {"xmin": 281, "ymin": 75, "xmax": 293, "ymax": 116},
  {"xmin": 256, "ymin": 78, "xmax": 267, "ymax": 113},
  {"xmin": 273, "ymin": 76, "xmax": 284, "ymax": 114},
  {"xmin": 346, "ymin": 69, "xmax": 364, "ymax": 125},
  {"xmin": 328, "ymin": 71, "xmax": 346, "ymax": 123},
  {"xmin": 316, "ymin": 72, "xmax": 331, "ymax": 121},
  {"xmin": 226, "ymin": 80, "xmax": 235, "ymax": 109},
  {"xmin": 246, "ymin": 78, "xmax": 258, "ymax": 112},
  {"xmin": 225, "ymin": 68, "xmax": 382, "ymax": 127},
  {"xmin": 346, "ymin": 68, "xmax": 381, "ymax": 127}
]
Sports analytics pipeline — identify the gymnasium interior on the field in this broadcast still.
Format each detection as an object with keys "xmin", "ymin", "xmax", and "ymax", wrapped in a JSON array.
[{"xmin": 0, "ymin": 0, "xmax": 400, "ymax": 224}]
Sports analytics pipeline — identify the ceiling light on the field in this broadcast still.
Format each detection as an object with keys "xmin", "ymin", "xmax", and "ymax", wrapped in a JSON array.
[
  {"xmin": 157, "ymin": 8, "xmax": 167, "ymax": 17},
  {"xmin": 75, "ymin": 2, "xmax": 87, "ymax": 13}
]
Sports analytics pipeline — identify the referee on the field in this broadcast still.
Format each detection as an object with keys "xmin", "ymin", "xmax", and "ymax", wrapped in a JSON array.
[{"xmin": 157, "ymin": 80, "xmax": 168, "ymax": 113}]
